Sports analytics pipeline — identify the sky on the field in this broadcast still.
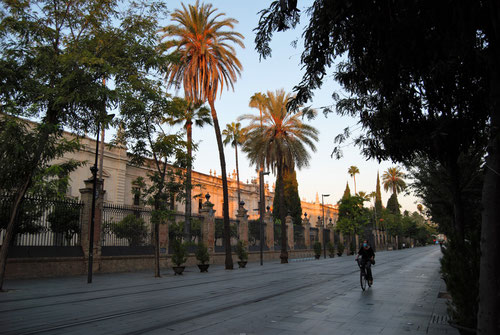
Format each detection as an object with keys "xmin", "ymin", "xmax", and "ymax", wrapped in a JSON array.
[{"xmin": 107, "ymin": 0, "xmax": 421, "ymax": 212}]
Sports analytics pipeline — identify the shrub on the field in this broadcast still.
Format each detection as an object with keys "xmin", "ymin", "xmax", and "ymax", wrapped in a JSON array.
[
  {"xmin": 48, "ymin": 203, "xmax": 80, "ymax": 244},
  {"xmin": 195, "ymin": 242, "xmax": 209, "ymax": 265},
  {"xmin": 235, "ymin": 240, "xmax": 248, "ymax": 261},
  {"xmin": 313, "ymin": 241, "xmax": 322, "ymax": 257},
  {"xmin": 111, "ymin": 214, "xmax": 148, "ymax": 246},
  {"xmin": 327, "ymin": 241, "xmax": 335, "ymax": 257},
  {"xmin": 337, "ymin": 243, "xmax": 345, "ymax": 255},
  {"xmin": 171, "ymin": 239, "xmax": 188, "ymax": 267}
]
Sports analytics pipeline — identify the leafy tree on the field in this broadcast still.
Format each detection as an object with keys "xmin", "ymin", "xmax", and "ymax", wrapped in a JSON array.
[
  {"xmin": 111, "ymin": 215, "xmax": 148, "ymax": 247},
  {"xmin": 386, "ymin": 193, "xmax": 400, "ymax": 215},
  {"xmin": 272, "ymin": 169, "xmax": 302, "ymax": 226},
  {"xmin": 335, "ymin": 195, "xmax": 370, "ymax": 239},
  {"xmin": 0, "ymin": 0, "xmax": 167, "ymax": 289},
  {"xmin": 159, "ymin": 1, "xmax": 244, "ymax": 270},
  {"xmin": 375, "ymin": 172, "xmax": 383, "ymax": 219},
  {"xmin": 342, "ymin": 182, "xmax": 351, "ymax": 199},
  {"xmin": 253, "ymin": 3, "xmax": 499, "ymax": 331},
  {"xmin": 240, "ymin": 89, "xmax": 318, "ymax": 263},
  {"xmin": 164, "ymin": 99, "xmax": 212, "ymax": 242},
  {"xmin": 48, "ymin": 203, "xmax": 81, "ymax": 246},
  {"xmin": 119, "ymin": 87, "xmax": 189, "ymax": 277},
  {"xmin": 223, "ymin": 122, "xmax": 246, "ymax": 205},
  {"xmin": 348, "ymin": 166, "xmax": 359, "ymax": 194}
]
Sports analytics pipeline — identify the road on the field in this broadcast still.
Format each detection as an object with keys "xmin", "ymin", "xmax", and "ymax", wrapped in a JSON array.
[{"xmin": 0, "ymin": 245, "xmax": 458, "ymax": 335}]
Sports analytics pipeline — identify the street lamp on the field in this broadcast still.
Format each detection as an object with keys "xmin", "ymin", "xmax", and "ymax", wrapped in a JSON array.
[
  {"xmin": 322, "ymin": 194, "xmax": 330, "ymax": 259},
  {"xmin": 259, "ymin": 170, "xmax": 270, "ymax": 265},
  {"xmin": 88, "ymin": 113, "xmax": 114, "ymax": 284}
]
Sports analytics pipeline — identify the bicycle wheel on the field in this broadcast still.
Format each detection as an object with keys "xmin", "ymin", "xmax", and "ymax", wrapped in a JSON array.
[{"xmin": 360, "ymin": 270, "xmax": 366, "ymax": 291}]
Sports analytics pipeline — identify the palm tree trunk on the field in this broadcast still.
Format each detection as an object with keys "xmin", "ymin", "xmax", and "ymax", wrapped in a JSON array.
[
  {"xmin": 353, "ymin": 175, "xmax": 357, "ymax": 194},
  {"xmin": 208, "ymin": 99, "xmax": 233, "ymax": 270},
  {"xmin": 184, "ymin": 121, "xmax": 193, "ymax": 242},
  {"xmin": 278, "ymin": 155, "xmax": 288, "ymax": 263},
  {"xmin": 235, "ymin": 144, "xmax": 241, "ymax": 205}
]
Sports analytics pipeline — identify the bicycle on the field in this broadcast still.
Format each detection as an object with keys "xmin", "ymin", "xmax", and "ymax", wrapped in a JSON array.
[{"xmin": 356, "ymin": 258, "xmax": 372, "ymax": 291}]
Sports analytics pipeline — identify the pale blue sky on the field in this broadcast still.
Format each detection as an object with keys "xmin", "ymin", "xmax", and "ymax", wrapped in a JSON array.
[{"xmin": 109, "ymin": 0, "xmax": 419, "ymax": 212}]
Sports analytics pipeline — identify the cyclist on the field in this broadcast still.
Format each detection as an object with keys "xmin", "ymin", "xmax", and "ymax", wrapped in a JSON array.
[{"xmin": 356, "ymin": 240, "xmax": 375, "ymax": 285}]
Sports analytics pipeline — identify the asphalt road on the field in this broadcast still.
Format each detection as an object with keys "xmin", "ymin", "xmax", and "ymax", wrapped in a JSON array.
[{"xmin": 0, "ymin": 245, "xmax": 458, "ymax": 334}]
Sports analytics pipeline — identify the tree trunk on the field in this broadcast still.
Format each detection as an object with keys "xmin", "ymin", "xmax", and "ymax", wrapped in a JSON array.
[
  {"xmin": 0, "ymin": 119, "xmax": 57, "ymax": 291},
  {"xmin": 353, "ymin": 175, "xmax": 356, "ymax": 194},
  {"xmin": 208, "ymin": 99, "xmax": 233, "ymax": 270},
  {"xmin": 0, "ymin": 178, "xmax": 31, "ymax": 291},
  {"xmin": 278, "ymin": 155, "xmax": 288, "ymax": 263},
  {"xmin": 153, "ymin": 194, "xmax": 161, "ymax": 278},
  {"xmin": 235, "ymin": 144, "xmax": 241, "ymax": 205},
  {"xmin": 478, "ymin": 5, "xmax": 500, "ymax": 331},
  {"xmin": 184, "ymin": 120, "xmax": 193, "ymax": 242}
]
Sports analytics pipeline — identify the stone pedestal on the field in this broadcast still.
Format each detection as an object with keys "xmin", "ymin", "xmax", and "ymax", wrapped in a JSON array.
[
  {"xmin": 80, "ymin": 178, "xmax": 105, "ymax": 272},
  {"xmin": 303, "ymin": 217, "xmax": 311, "ymax": 249},
  {"xmin": 236, "ymin": 205, "xmax": 249, "ymax": 247},
  {"xmin": 264, "ymin": 210, "xmax": 274, "ymax": 250},
  {"xmin": 355, "ymin": 234, "xmax": 359, "ymax": 250},
  {"xmin": 286, "ymin": 215, "xmax": 294, "ymax": 250},
  {"xmin": 200, "ymin": 201, "xmax": 215, "ymax": 254}
]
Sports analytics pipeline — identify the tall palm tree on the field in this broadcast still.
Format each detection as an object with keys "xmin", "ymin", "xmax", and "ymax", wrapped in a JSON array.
[
  {"xmin": 382, "ymin": 167, "xmax": 406, "ymax": 194},
  {"xmin": 160, "ymin": 1, "xmax": 244, "ymax": 269},
  {"xmin": 357, "ymin": 191, "xmax": 370, "ymax": 202},
  {"xmin": 249, "ymin": 92, "xmax": 267, "ymax": 127},
  {"xmin": 348, "ymin": 166, "xmax": 360, "ymax": 194},
  {"xmin": 222, "ymin": 122, "xmax": 245, "ymax": 205},
  {"xmin": 240, "ymin": 89, "xmax": 319, "ymax": 263},
  {"xmin": 164, "ymin": 99, "xmax": 212, "ymax": 241}
]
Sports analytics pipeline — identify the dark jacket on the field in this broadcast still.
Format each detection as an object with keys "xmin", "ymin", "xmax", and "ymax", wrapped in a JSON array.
[{"xmin": 358, "ymin": 246, "xmax": 375, "ymax": 260}]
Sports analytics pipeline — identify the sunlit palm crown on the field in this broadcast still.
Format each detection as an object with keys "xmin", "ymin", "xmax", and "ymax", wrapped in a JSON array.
[
  {"xmin": 240, "ymin": 89, "xmax": 319, "ymax": 173},
  {"xmin": 223, "ymin": 122, "xmax": 245, "ymax": 147},
  {"xmin": 159, "ymin": 1, "xmax": 244, "ymax": 103},
  {"xmin": 348, "ymin": 166, "xmax": 359, "ymax": 177},
  {"xmin": 382, "ymin": 167, "xmax": 406, "ymax": 194}
]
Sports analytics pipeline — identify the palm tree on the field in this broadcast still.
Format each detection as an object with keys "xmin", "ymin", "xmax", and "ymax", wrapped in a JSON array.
[
  {"xmin": 240, "ymin": 89, "xmax": 319, "ymax": 263},
  {"xmin": 222, "ymin": 122, "xmax": 245, "ymax": 205},
  {"xmin": 160, "ymin": 1, "xmax": 244, "ymax": 270},
  {"xmin": 382, "ymin": 167, "xmax": 406, "ymax": 195},
  {"xmin": 348, "ymin": 166, "xmax": 360, "ymax": 194},
  {"xmin": 249, "ymin": 92, "xmax": 267, "ymax": 127},
  {"xmin": 357, "ymin": 191, "xmax": 370, "ymax": 202},
  {"xmin": 165, "ymin": 99, "xmax": 212, "ymax": 241}
]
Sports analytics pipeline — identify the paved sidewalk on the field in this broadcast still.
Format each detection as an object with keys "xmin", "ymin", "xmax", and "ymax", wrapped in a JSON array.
[{"xmin": 0, "ymin": 246, "xmax": 459, "ymax": 334}]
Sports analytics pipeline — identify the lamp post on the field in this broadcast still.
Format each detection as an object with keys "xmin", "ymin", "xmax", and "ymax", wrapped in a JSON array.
[
  {"xmin": 88, "ymin": 113, "xmax": 114, "ymax": 284},
  {"xmin": 259, "ymin": 170, "xmax": 270, "ymax": 265},
  {"xmin": 321, "ymin": 194, "xmax": 330, "ymax": 259}
]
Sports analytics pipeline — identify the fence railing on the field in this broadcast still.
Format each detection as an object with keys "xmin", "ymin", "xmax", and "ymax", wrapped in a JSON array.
[
  {"xmin": 0, "ymin": 193, "xmax": 83, "ymax": 247},
  {"xmin": 102, "ymin": 203, "xmax": 153, "ymax": 247}
]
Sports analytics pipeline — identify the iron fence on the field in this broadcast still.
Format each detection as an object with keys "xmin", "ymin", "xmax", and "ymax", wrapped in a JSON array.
[
  {"xmin": 310, "ymin": 227, "xmax": 319, "ymax": 245},
  {"xmin": 294, "ymin": 224, "xmax": 305, "ymax": 249},
  {"xmin": 0, "ymin": 193, "xmax": 83, "ymax": 247},
  {"xmin": 248, "ymin": 219, "xmax": 261, "ymax": 246},
  {"xmin": 101, "ymin": 203, "xmax": 153, "ymax": 247}
]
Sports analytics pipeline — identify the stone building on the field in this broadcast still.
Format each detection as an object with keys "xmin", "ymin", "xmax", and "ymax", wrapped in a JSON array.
[{"xmin": 57, "ymin": 131, "xmax": 338, "ymax": 225}]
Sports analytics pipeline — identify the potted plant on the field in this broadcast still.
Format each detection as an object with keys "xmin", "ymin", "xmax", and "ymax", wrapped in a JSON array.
[
  {"xmin": 327, "ymin": 241, "xmax": 335, "ymax": 258},
  {"xmin": 195, "ymin": 242, "xmax": 210, "ymax": 272},
  {"xmin": 313, "ymin": 241, "xmax": 322, "ymax": 259},
  {"xmin": 171, "ymin": 239, "xmax": 188, "ymax": 275},
  {"xmin": 235, "ymin": 240, "xmax": 248, "ymax": 268},
  {"xmin": 337, "ymin": 243, "xmax": 345, "ymax": 257}
]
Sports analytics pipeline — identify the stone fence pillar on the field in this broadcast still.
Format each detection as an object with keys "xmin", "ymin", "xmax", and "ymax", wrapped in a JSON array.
[
  {"xmin": 80, "ymin": 178, "xmax": 105, "ymax": 272},
  {"xmin": 236, "ymin": 203, "xmax": 248, "ymax": 248},
  {"xmin": 264, "ymin": 207, "xmax": 274, "ymax": 250},
  {"xmin": 303, "ymin": 215, "xmax": 311, "ymax": 249},
  {"xmin": 328, "ymin": 223, "xmax": 334, "ymax": 245},
  {"xmin": 318, "ymin": 226, "xmax": 324, "ymax": 248},
  {"xmin": 200, "ymin": 196, "xmax": 215, "ymax": 255},
  {"xmin": 286, "ymin": 214, "xmax": 294, "ymax": 250}
]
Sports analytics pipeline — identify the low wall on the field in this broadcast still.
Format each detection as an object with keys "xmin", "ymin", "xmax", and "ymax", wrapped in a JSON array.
[{"xmin": 6, "ymin": 249, "xmax": 316, "ymax": 280}]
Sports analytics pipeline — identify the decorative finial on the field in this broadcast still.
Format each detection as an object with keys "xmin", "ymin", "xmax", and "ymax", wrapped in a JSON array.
[{"xmin": 205, "ymin": 193, "xmax": 211, "ymax": 202}]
